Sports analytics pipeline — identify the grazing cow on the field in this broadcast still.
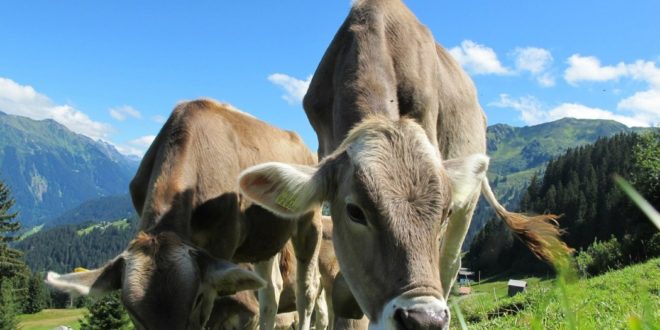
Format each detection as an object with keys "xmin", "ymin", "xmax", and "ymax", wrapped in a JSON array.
[
  {"xmin": 239, "ymin": 0, "xmax": 570, "ymax": 329},
  {"xmin": 46, "ymin": 100, "xmax": 323, "ymax": 330}
]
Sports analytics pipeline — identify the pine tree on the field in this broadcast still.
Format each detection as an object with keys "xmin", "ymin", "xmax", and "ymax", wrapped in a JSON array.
[
  {"xmin": 22, "ymin": 272, "xmax": 50, "ymax": 314},
  {"xmin": 0, "ymin": 180, "xmax": 30, "ymax": 314},
  {"xmin": 79, "ymin": 293, "xmax": 131, "ymax": 330},
  {"xmin": 0, "ymin": 181, "xmax": 20, "ymax": 243},
  {"xmin": 0, "ymin": 280, "xmax": 18, "ymax": 330}
]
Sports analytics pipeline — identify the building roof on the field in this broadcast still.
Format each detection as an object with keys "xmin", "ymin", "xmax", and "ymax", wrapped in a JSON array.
[{"xmin": 508, "ymin": 279, "xmax": 527, "ymax": 287}]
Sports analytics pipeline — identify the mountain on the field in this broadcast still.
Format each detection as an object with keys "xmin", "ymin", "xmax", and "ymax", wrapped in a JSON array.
[
  {"xmin": 15, "ymin": 218, "xmax": 138, "ymax": 273},
  {"xmin": 0, "ymin": 111, "xmax": 139, "ymax": 227},
  {"xmin": 45, "ymin": 194, "xmax": 135, "ymax": 229},
  {"xmin": 465, "ymin": 118, "xmax": 650, "ymax": 248}
]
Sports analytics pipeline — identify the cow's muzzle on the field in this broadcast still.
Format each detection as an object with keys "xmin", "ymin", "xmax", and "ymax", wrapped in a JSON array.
[{"xmin": 377, "ymin": 295, "xmax": 450, "ymax": 330}]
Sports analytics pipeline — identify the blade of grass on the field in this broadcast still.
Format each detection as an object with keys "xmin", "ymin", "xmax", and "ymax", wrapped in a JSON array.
[
  {"xmin": 451, "ymin": 301, "xmax": 469, "ymax": 330},
  {"xmin": 613, "ymin": 175, "xmax": 660, "ymax": 230}
]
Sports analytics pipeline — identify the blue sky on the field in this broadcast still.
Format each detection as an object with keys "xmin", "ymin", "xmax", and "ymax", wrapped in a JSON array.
[{"xmin": 1, "ymin": 1, "xmax": 659, "ymax": 156}]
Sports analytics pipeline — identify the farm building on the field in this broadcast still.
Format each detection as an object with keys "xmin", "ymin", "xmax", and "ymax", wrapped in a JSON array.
[
  {"xmin": 507, "ymin": 279, "xmax": 527, "ymax": 296},
  {"xmin": 457, "ymin": 267, "xmax": 475, "ymax": 285}
]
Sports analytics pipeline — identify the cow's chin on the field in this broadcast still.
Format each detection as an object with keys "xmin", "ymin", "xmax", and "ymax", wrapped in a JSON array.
[{"xmin": 373, "ymin": 296, "xmax": 450, "ymax": 330}]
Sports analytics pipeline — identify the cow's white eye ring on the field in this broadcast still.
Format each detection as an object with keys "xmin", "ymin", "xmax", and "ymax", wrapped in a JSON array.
[{"xmin": 346, "ymin": 203, "xmax": 367, "ymax": 226}]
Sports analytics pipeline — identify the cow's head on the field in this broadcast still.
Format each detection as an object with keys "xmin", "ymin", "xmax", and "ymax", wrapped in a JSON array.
[
  {"xmin": 45, "ymin": 231, "xmax": 265, "ymax": 330},
  {"xmin": 239, "ymin": 117, "xmax": 488, "ymax": 329}
]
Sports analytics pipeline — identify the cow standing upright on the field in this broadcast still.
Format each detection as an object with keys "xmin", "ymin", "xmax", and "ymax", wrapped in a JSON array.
[
  {"xmin": 239, "ymin": 0, "xmax": 570, "ymax": 329},
  {"xmin": 46, "ymin": 100, "xmax": 324, "ymax": 330}
]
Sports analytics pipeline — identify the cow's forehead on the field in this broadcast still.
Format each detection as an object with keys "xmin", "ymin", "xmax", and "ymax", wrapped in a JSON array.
[
  {"xmin": 342, "ymin": 117, "xmax": 442, "ymax": 167},
  {"xmin": 339, "ymin": 118, "xmax": 451, "ymax": 219},
  {"xmin": 123, "ymin": 232, "xmax": 197, "ymax": 303}
]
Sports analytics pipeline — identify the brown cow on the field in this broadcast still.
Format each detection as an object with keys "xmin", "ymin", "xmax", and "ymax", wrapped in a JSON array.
[
  {"xmin": 46, "ymin": 100, "xmax": 323, "ymax": 330},
  {"xmin": 239, "ymin": 0, "xmax": 569, "ymax": 329}
]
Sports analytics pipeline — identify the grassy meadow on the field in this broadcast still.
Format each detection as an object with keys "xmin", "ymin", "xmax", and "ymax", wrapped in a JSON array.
[
  {"xmin": 17, "ymin": 308, "xmax": 84, "ymax": 330},
  {"xmin": 450, "ymin": 258, "xmax": 660, "ymax": 329}
]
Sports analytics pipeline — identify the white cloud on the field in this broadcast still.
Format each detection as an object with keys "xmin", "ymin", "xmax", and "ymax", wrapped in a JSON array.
[
  {"xmin": 129, "ymin": 135, "xmax": 156, "ymax": 148},
  {"xmin": 548, "ymin": 103, "xmax": 647, "ymax": 127},
  {"xmin": 491, "ymin": 94, "xmax": 649, "ymax": 127},
  {"xmin": 513, "ymin": 47, "xmax": 553, "ymax": 74},
  {"xmin": 151, "ymin": 115, "xmax": 166, "ymax": 124},
  {"xmin": 113, "ymin": 144, "xmax": 144, "ymax": 156},
  {"xmin": 115, "ymin": 135, "xmax": 156, "ymax": 157},
  {"xmin": 512, "ymin": 47, "xmax": 555, "ymax": 87},
  {"xmin": 563, "ymin": 55, "xmax": 660, "ymax": 126},
  {"xmin": 0, "ymin": 77, "xmax": 114, "ymax": 140},
  {"xmin": 618, "ymin": 89, "xmax": 660, "ymax": 119},
  {"xmin": 536, "ymin": 72, "xmax": 556, "ymax": 87},
  {"xmin": 449, "ymin": 40, "xmax": 510, "ymax": 75},
  {"xmin": 268, "ymin": 73, "xmax": 312, "ymax": 104},
  {"xmin": 490, "ymin": 94, "xmax": 546, "ymax": 124},
  {"xmin": 109, "ymin": 105, "xmax": 141, "ymax": 121},
  {"xmin": 564, "ymin": 55, "xmax": 627, "ymax": 85}
]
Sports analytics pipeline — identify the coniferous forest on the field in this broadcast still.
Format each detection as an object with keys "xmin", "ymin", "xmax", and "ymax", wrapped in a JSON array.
[{"xmin": 468, "ymin": 132, "xmax": 660, "ymax": 275}]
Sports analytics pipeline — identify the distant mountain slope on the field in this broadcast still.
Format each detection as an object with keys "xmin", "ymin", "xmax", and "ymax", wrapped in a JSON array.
[
  {"xmin": 465, "ymin": 118, "xmax": 650, "ymax": 248},
  {"xmin": 0, "ymin": 111, "xmax": 139, "ymax": 227},
  {"xmin": 15, "ymin": 218, "xmax": 138, "ymax": 273},
  {"xmin": 45, "ymin": 194, "xmax": 135, "ymax": 228}
]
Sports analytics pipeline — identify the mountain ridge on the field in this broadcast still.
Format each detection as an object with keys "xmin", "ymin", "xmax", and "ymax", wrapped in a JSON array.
[{"xmin": 0, "ymin": 111, "xmax": 138, "ymax": 227}]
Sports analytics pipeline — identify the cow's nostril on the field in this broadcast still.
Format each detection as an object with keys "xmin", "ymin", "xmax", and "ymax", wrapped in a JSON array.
[{"xmin": 394, "ymin": 307, "xmax": 449, "ymax": 330}]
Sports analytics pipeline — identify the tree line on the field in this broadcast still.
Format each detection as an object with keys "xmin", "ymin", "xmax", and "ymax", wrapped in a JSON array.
[
  {"xmin": 467, "ymin": 132, "xmax": 660, "ymax": 276},
  {"xmin": 0, "ymin": 178, "xmax": 136, "ymax": 329}
]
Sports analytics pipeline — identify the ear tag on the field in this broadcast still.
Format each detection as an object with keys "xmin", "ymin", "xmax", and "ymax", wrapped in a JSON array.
[
  {"xmin": 74, "ymin": 267, "xmax": 90, "ymax": 273},
  {"xmin": 276, "ymin": 190, "xmax": 299, "ymax": 212}
]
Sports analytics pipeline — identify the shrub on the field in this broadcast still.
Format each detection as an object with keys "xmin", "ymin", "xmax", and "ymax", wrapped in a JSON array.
[{"xmin": 575, "ymin": 236, "xmax": 623, "ymax": 276}]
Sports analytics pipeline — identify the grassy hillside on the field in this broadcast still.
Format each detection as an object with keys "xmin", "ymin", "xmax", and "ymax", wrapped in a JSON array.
[
  {"xmin": 450, "ymin": 258, "xmax": 660, "ymax": 329},
  {"xmin": 465, "ymin": 118, "xmax": 652, "ymax": 248},
  {"xmin": 15, "ymin": 218, "xmax": 137, "ymax": 273},
  {"xmin": 18, "ymin": 308, "xmax": 85, "ymax": 330}
]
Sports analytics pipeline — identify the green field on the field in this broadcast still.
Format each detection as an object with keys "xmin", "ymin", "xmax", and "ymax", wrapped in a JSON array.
[
  {"xmin": 17, "ymin": 259, "xmax": 659, "ymax": 329},
  {"xmin": 450, "ymin": 258, "xmax": 660, "ymax": 329},
  {"xmin": 18, "ymin": 308, "xmax": 85, "ymax": 330}
]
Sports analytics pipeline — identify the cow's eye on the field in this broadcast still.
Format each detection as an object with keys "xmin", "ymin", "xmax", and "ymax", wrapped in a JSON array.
[{"xmin": 346, "ymin": 203, "xmax": 367, "ymax": 226}]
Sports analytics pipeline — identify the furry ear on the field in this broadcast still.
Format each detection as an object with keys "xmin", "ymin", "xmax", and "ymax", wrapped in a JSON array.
[
  {"xmin": 45, "ymin": 256, "xmax": 124, "ymax": 297},
  {"xmin": 196, "ymin": 252, "xmax": 266, "ymax": 296},
  {"xmin": 443, "ymin": 154, "xmax": 489, "ymax": 209},
  {"xmin": 239, "ymin": 162, "xmax": 324, "ymax": 218}
]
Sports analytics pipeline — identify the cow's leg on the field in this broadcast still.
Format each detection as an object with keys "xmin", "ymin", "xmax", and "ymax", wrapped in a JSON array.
[
  {"xmin": 438, "ymin": 194, "xmax": 480, "ymax": 299},
  {"xmin": 314, "ymin": 288, "xmax": 330, "ymax": 330},
  {"xmin": 255, "ymin": 254, "xmax": 283, "ymax": 330},
  {"xmin": 292, "ymin": 212, "xmax": 322, "ymax": 330}
]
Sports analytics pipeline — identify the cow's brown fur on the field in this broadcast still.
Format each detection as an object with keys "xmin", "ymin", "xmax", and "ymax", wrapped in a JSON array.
[
  {"xmin": 47, "ymin": 100, "xmax": 324, "ymax": 330},
  {"xmin": 130, "ymin": 100, "xmax": 323, "ymax": 329}
]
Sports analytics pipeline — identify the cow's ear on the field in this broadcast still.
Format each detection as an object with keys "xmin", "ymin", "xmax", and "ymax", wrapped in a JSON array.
[
  {"xmin": 443, "ymin": 154, "xmax": 489, "ymax": 209},
  {"xmin": 196, "ymin": 252, "xmax": 266, "ymax": 296},
  {"xmin": 45, "ymin": 256, "xmax": 124, "ymax": 297},
  {"xmin": 239, "ymin": 162, "xmax": 324, "ymax": 218}
]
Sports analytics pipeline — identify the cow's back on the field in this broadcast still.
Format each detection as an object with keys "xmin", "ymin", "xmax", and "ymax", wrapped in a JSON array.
[
  {"xmin": 130, "ymin": 99, "xmax": 316, "ymax": 260},
  {"xmin": 303, "ymin": 0, "xmax": 486, "ymax": 160}
]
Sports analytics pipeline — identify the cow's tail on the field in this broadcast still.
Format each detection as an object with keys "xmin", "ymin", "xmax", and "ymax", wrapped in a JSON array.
[{"xmin": 481, "ymin": 178, "xmax": 573, "ymax": 264}]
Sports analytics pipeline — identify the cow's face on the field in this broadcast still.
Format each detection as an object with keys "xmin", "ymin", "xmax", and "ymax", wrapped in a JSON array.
[
  {"xmin": 239, "ymin": 118, "xmax": 488, "ymax": 330},
  {"xmin": 46, "ymin": 231, "xmax": 265, "ymax": 330}
]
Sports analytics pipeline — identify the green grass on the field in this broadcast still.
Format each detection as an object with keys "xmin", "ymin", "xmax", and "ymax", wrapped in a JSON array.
[
  {"xmin": 76, "ymin": 218, "xmax": 129, "ymax": 236},
  {"xmin": 18, "ymin": 308, "xmax": 85, "ymax": 330},
  {"xmin": 18, "ymin": 224, "xmax": 44, "ymax": 241},
  {"xmin": 450, "ymin": 258, "xmax": 660, "ymax": 329}
]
